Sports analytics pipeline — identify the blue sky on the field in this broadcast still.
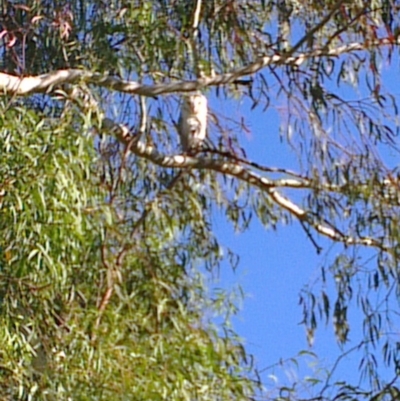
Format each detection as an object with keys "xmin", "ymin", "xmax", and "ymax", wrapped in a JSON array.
[
  {"xmin": 213, "ymin": 98, "xmax": 324, "ymax": 387},
  {"xmin": 208, "ymin": 64, "xmax": 400, "ymax": 394}
]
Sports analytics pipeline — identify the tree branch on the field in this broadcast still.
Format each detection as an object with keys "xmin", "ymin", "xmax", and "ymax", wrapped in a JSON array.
[
  {"xmin": 0, "ymin": 38, "xmax": 398, "ymax": 97},
  {"xmin": 189, "ymin": 0, "xmax": 203, "ymax": 78},
  {"xmin": 102, "ymin": 119, "xmax": 386, "ymax": 251},
  {"xmin": 289, "ymin": 0, "xmax": 347, "ymax": 54}
]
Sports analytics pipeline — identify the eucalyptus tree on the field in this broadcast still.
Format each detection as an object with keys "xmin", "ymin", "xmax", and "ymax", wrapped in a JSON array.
[{"xmin": 1, "ymin": 1, "xmax": 400, "ymax": 400}]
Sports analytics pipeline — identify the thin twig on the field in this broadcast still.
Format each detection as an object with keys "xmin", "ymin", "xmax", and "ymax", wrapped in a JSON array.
[{"xmin": 290, "ymin": 0, "xmax": 348, "ymax": 55}]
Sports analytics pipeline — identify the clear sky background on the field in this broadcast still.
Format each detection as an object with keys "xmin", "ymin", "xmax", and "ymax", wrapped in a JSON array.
[{"xmin": 208, "ymin": 59, "xmax": 400, "ymax": 395}]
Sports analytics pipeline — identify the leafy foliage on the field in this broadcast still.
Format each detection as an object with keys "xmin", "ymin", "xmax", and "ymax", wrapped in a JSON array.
[{"xmin": 1, "ymin": 0, "xmax": 400, "ymax": 400}]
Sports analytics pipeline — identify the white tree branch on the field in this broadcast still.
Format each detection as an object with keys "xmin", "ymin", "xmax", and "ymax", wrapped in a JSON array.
[
  {"xmin": 102, "ymin": 119, "xmax": 385, "ymax": 251},
  {"xmin": 0, "ymin": 38, "xmax": 398, "ymax": 97}
]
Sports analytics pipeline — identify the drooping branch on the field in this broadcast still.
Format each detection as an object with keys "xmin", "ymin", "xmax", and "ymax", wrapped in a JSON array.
[
  {"xmin": 0, "ymin": 38, "xmax": 399, "ymax": 97},
  {"xmin": 102, "ymin": 118, "xmax": 386, "ymax": 251}
]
